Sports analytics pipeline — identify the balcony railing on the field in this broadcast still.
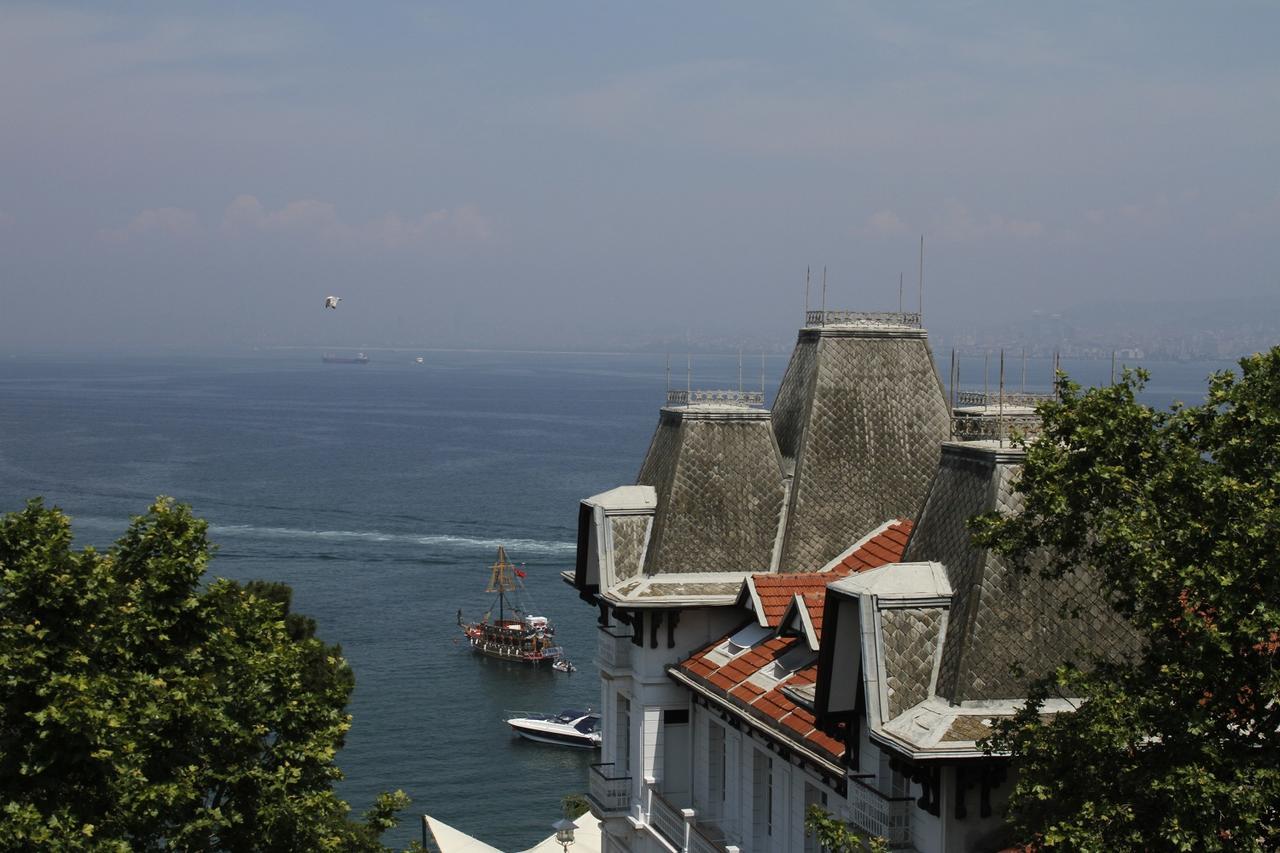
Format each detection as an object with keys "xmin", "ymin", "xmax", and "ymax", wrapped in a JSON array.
[
  {"xmin": 688, "ymin": 820, "xmax": 733, "ymax": 853},
  {"xmin": 644, "ymin": 778, "xmax": 739, "ymax": 853},
  {"xmin": 950, "ymin": 412, "xmax": 1043, "ymax": 443},
  {"xmin": 597, "ymin": 625, "xmax": 632, "ymax": 671},
  {"xmin": 805, "ymin": 310, "xmax": 922, "ymax": 329},
  {"xmin": 588, "ymin": 763, "xmax": 631, "ymax": 816},
  {"xmin": 666, "ymin": 389, "xmax": 766, "ymax": 408},
  {"xmin": 955, "ymin": 390, "xmax": 1055, "ymax": 408},
  {"xmin": 847, "ymin": 776, "xmax": 913, "ymax": 848},
  {"xmin": 647, "ymin": 785, "xmax": 687, "ymax": 849}
]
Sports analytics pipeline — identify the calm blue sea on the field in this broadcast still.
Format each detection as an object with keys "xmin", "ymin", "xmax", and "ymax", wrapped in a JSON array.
[{"xmin": 0, "ymin": 347, "xmax": 1234, "ymax": 850}]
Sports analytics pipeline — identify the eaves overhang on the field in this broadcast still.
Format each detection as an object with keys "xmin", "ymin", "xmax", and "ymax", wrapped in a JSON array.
[{"xmin": 668, "ymin": 665, "xmax": 844, "ymax": 778}]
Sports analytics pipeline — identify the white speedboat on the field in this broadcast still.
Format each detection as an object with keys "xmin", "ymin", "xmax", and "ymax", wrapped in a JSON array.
[{"xmin": 506, "ymin": 709, "xmax": 601, "ymax": 748}]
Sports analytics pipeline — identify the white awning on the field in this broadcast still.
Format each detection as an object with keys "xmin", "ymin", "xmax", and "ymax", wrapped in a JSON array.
[{"xmin": 424, "ymin": 815, "xmax": 503, "ymax": 853}]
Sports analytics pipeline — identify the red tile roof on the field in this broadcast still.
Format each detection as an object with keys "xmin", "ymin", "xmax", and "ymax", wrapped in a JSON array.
[
  {"xmin": 750, "ymin": 519, "xmax": 913, "ymax": 629},
  {"xmin": 827, "ymin": 518, "xmax": 913, "ymax": 574},
  {"xmin": 673, "ymin": 519, "xmax": 913, "ymax": 765},
  {"xmin": 676, "ymin": 633, "xmax": 847, "ymax": 762}
]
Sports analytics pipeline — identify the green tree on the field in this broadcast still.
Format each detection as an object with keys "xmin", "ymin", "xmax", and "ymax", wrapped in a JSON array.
[
  {"xmin": 803, "ymin": 804, "xmax": 887, "ymax": 853},
  {"xmin": 972, "ymin": 350, "xmax": 1280, "ymax": 851},
  {"xmin": 560, "ymin": 793, "xmax": 590, "ymax": 820},
  {"xmin": 0, "ymin": 497, "xmax": 409, "ymax": 851}
]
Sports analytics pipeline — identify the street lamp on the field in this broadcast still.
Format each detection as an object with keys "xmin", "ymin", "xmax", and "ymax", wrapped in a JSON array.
[{"xmin": 552, "ymin": 817, "xmax": 577, "ymax": 851}]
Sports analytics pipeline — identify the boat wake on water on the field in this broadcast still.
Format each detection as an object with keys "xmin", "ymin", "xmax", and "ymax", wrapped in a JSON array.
[{"xmin": 206, "ymin": 523, "xmax": 575, "ymax": 555}]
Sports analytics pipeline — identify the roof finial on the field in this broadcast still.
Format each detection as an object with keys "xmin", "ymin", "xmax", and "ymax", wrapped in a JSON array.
[
  {"xmin": 918, "ymin": 234, "xmax": 925, "ymax": 320},
  {"xmin": 999, "ymin": 349, "xmax": 1006, "ymax": 447},
  {"xmin": 821, "ymin": 265, "xmax": 827, "ymax": 321},
  {"xmin": 949, "ymin": 348, "xmax": 957, "ymax": 440},
  {"xmin": 805, "ymin": 265, "xmax": 810, "ymax": 315}
]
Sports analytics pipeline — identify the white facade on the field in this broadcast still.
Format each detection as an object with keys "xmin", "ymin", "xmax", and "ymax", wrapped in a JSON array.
[{"xmin": 586, "ymin": 603, "xmax": 1015, "ymax": 853}]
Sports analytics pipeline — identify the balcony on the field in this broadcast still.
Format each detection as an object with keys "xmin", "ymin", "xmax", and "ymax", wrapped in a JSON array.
[
  {"xmin": 588, "ymin": 763, "xmax": 631, "ymax": 816},
  {"xmin": 644, "ymin": 779, "xmax": 740, "ymax": 853},
  {"xmin": 847, "ymin": 776, "xmax": 913, "ymax": 848},
  {"xmin": 665, "ymin": 389, "xmax": 765, "ymax": 408},
  {"xmin": 597, "ymin": 625, "xmax": 632, "ymax": 671},
  {"xmin": 805, "ymin": 309, "xmax": 922, "ymax": 329}
]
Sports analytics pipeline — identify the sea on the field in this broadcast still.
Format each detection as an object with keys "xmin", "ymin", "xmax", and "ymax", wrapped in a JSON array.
[{"xmin": 0, "ymin": 347, "xmax": 1237, "ymax": 850}]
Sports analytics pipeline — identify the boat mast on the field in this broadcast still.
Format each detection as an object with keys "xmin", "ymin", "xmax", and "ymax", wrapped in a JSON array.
[{"xmin": 486, "ymin": 546, "xmax": 518, "ymax": 624}]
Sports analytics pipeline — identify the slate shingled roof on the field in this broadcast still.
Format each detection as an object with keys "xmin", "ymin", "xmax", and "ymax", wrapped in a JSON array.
[
  {"xmin": 672, "ymin": 518, "xmax": 913, "ymax": 767},
  {"xmin": 636, "ymin": 404, "xmax": 786, "ymax": 575},
  {"xmin": 818, "ymin": 440, "xmax": 1140, "ymax": 759},
  {"xmin": 574, "ymin": 314, "xmax": 947, "ymax": 606},
  {"xmin": 773, "ymin": 327, "xmax": 949, "ymax": 571},
  {"xmin": 904, "ymin": 443, "xmax": 1136, "ymax": 704}
]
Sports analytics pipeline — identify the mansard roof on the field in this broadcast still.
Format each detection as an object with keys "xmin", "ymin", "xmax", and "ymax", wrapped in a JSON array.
[
  {"xmin": 570, "ymin": 311, "xmax": 948, "ymax": 607},
  {"xmin": 902, "ymin": 442, "xmax": 1134, "ymax": 706},
  {"xmin": 815, "ymin": 441, "xmax": 1138, "ymax": 760},
  {"xmin": 635, "ymin": 400, "xmax": 786, "ymax": 576},
  {"xmin": 771, "ymin": 323, "xmax": 949, "ymax": 571}
]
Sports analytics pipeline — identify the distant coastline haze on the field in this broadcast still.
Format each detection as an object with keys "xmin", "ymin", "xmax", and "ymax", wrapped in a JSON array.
[{"xmin": 0, "ymin": 3, "xmax": 1277, "ymax": 354}]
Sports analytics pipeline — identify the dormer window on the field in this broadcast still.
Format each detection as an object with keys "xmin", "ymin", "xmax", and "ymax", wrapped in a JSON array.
[
  {"xmin": 722, "ymin": 621, "xmax": 772, "ymax": 656},
  {"xmin": 770, "ymin": 643, "xmax": 816, "ymax": 679}
]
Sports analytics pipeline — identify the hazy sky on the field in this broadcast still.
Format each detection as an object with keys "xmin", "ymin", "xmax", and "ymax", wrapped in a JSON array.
[{"xmin": 1, "ymin": 2, "xmax": 1277, "ymax": 350}]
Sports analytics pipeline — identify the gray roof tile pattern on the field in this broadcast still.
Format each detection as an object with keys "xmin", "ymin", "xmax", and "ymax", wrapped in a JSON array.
[
  {"xmin": 636, "ymin": 408, "xmax": 786, "ymax": 575},
  {"xmin": 637, "ymin": 580, "xmax": 744, "ymax": 598},
  {"xmin": 903, "ymin": 446, "xmax": 997, "ymax": 699},
  {"xmin": 906, "ymin": 443, "xmax": 1137, "ymax": 704},
  {"xmin": 778, "ymin": 329, "xmax": 950, "ymax": 571},
  {"xmin": 882, "ymin": 607, "xmax": 945, "ymax": 718},
  {"xmin": 770, "ymin": 332, "xmax": 820, "ymax": 471},
  {"xmin": 609, "ymin": 515, "xmax": 650, "ymax": 583}
]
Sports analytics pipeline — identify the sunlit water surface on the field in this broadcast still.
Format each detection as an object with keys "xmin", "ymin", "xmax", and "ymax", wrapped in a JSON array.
[{"xmin": 0, "ymin": 348, "xmax": 1229, "ymax": 849}]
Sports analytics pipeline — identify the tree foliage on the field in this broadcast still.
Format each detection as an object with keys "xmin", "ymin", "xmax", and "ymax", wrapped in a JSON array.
[
  {"xmin": 972, "ymin": 350, "xmax": 1280, "ymax": 851},
  {"xmin": 803, "ymin": 804, "xmax": 887, "ymax": 853},
  {"xmin": 560, "ymin": 793, "xmax": 590, "ymax": 820},
  {"xmin": 0, "ymin": 497, "xmax": 409, "ymax": 851}
]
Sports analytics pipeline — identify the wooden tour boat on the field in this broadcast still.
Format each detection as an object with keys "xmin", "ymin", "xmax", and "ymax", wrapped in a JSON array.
[{"xmin": 458, "ymin": 546, "xmax": 563, "ymax": 665}]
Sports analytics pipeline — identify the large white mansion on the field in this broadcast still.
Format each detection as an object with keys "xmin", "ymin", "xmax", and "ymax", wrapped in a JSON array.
[{"xmin": 564, "ymin": 311, "xmax": 1130, "ymax": 853}]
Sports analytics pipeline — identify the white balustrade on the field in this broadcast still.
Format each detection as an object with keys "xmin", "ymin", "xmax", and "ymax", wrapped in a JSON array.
[
  {"xmin": 666, "ymin": 389, "xmax": 766, "ymax": 408},
  {"xmin": 846, "ymin": 777, "xmax": 913, "ymax": 847},
  {"xmin": 805, "ymin": 310, "xmax": 922, "ymax": 329},
  {"xmin": 588, "ymin": 763, "xmax": 631, "ymax": 815},
  {"xmin": 643, "ymin": 779, "xmax": 731, "ymax": 853}
]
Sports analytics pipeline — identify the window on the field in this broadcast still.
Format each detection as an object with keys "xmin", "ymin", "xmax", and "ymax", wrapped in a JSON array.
[
  {"xmin": 663, "ymin": 708, "xmax": 689, "ymax": 725},
  {"xmin": 723, "ymin": 622, "xmax": 772, "ymax": 655},
  {"xmin": 616, "ymin": 694, "xmax": 631, "ymax": 775},
  {"xmin": 707, "ymin": 723, "xmax": 726, "ymax": 817},
  {"xmin": 752, "ymin": 749, "xmax": 772, "ymax": 849}
]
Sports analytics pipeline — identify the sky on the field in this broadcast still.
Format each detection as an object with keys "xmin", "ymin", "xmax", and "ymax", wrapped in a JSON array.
[{"xmin": 1, "ymin": 1, "xmax": 1277, "ymax": 351}]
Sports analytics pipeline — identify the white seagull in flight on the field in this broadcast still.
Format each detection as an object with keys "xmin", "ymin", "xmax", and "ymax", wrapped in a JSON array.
[{"xmin": 324, "ymin": 296, "xmax": 341, "ymax": 309}]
